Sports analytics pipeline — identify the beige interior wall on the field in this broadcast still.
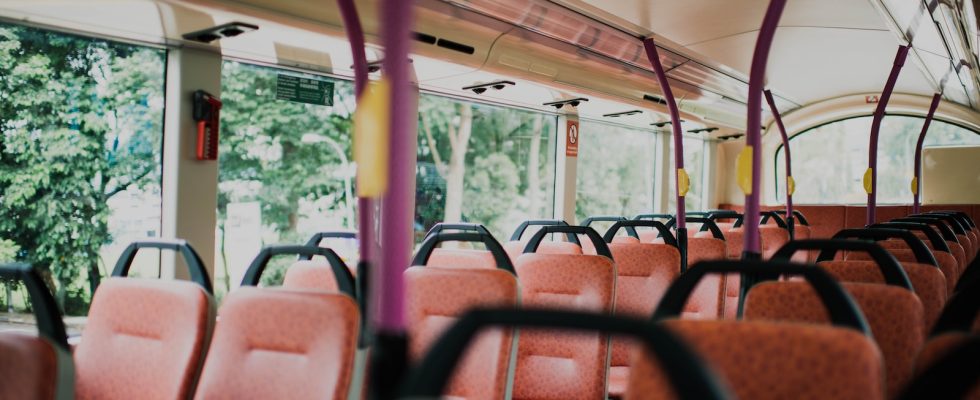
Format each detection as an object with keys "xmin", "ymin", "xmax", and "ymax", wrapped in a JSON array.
[{"xmin": 922, "ymin": 146, "xmax": 980, "ymax": 204}]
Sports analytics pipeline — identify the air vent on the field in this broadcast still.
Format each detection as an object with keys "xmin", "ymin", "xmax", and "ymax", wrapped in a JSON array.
[
  {"xmin": 688, "ymin": 127, "xmax": 719, "ymax": 134},
  {"xmin": 544, "ymin": 98, "xmax": 588, "ymax": 109},
  {"xmin": 183, "ymin": 22, "xmax": 258, "ymax": 43},
  {"xmin": 603, "ymin": 110, "xmax": 642, "ymax": 118},
  {"xmin": 718, "ymin": 134, "xmax": 745, "ymax": 140},
  {"xmin": 651, "ymin": 120, "xmax": 684, "ymax": 128},
  {"xmin": 643, "ymin": 94, "xmax": 667, "ymax": 105},
  {"xmin": 437, "ymin": 39, "xmax": 475, "ymax": 55},
  {"xmin": 412, "ymin": 32, "xmax": 476, "ymax": 55},
  {"xmin": 413, "ymin": 32, "xmax": 437, "ymax": 44}
]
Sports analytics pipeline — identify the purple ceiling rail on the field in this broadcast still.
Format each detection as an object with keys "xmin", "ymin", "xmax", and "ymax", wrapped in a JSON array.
[
  {"xmin": 742, "ymin": 0, "xmax": 787, "ymax": 258},
  {"xmin": 912, "ymin": 93, "xmax": 942, "ymax": 214},
  {"xmin": 764, "ymin": 89, "xmax": 794, "ymax": 239},
  {"xmin": 642, "ymin": 37, "xmax": 688, "ymax": 272},
  {"xmin": 866, "ymin": 45, "xmax": 910, "ymax": 225},
  {"xmin": 370, "ymin": 0, "xmax": 417, "ymax": 396}
]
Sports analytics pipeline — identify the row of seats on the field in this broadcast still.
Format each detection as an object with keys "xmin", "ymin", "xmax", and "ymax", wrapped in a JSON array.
[
  {"xmin": 1, "ymin": 240, "xmax": 363, "ymax": 400},
  {"xmin": 3, "ymin": 209, "xmax": 976, "ymax": 399}
]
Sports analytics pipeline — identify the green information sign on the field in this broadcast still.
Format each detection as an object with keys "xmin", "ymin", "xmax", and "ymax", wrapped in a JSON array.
[{"xmin": 276, "ymin": 74, "xmax": 334, "ymax": 106}]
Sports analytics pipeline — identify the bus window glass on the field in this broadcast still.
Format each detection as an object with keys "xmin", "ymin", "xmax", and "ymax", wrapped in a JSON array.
[
  {"xmin": 776, "ymin": 116, "xmax": 980, "ymax": 204},
  {"xmin": 667, "ymin": 136, "xmax": 707, "ymax": 211},
  {"xmin": 216, "ymin": 61, "xmax": 357, "ymax": 295},
  {"xmin": 415, "ymin": 95, "xmax": 557, "ymax": 241},
  {"xmin": 0, "ymin": 23, "xmax": 165, "ymax": 320},
  {"xmin": 575, "ymin": 121, "xmax": 657, "ymax": 221}
]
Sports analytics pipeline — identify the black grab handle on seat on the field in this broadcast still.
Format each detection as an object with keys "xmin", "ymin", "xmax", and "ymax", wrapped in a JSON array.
[
  {"xmin": 689, "ymin": 217, "xmax": 726, "ymax": 240},
  {"xmin": 634, "ymin": 214, "xmax": 677, "ymax": 229},
  {"xmin": 424, "ymin": 223, "xmax": 492, "ymax": 238},
  {"xmin": 582, "ymin": 216, "xmax": 636, "ymax": 238},
  {"xmin": 399, "ymin": 308, "xmax": 730, "ymax": 400},
  {"xmin": 304, "ymin": 231, "xmax": 357, "ymax": 248},
  {"xmin": 772, "ymin": 239, "xmax": 913, "ymax": 290},
  {"xmin": 603, "ymin": 220, "xmax": 678, "ymax": 248},
  {"xmin": 925, "ymin": 211, "xmax": 976, "ymax": 229},
  {"xmin": 0, "ymin": 263, "xmax": 69, "ymax": 351},
  {"xmin": 872, "ymin": 222, "xmax": 952, "ymax": 252},
  {"xmin": 112, "ymin": 239, "xmax": 213, "ymax": 294},
  {"xmin": 888, "ymin": 219, "xmax": 957, "ymax": 242},
  {"xmin": 653, "ymin": 260, "xmax": 871, "ymax": 335},
  {"xmin": 757, "ymin": 211, "xmax": 789, "ymax": 228},
  {"xmin": 509, "ymin": 220, "xmax": 580, "ymax": 246},
  {"xmin": 832, "ymin": 228, "xmax": 939, "ymax": 267},
  {"xmin": 897, "ymin": 335, "xmax": 980, "ymax": 400},
  {"xmin": 523, "ymin": 225, "xmax": 611, "ymax": 259},
  {"xmin": 240, "ymin": 245, "xmax": 356, "ymax": 298},
  {"xmin": 912, "ymin": 213, "xmax": 968, "ymax": 235},
  {"xmin": 782, "ymin": 210, "xmax": 810, "ymax": 226},
  {"xmin": 412, "ymin": 232, "xmax": 514, "ymax": 274}
]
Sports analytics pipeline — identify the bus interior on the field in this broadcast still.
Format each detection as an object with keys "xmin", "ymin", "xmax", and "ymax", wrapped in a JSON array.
[{"xmin": 0, "ymin": 0, "xmax": 979, "ymax": 399}]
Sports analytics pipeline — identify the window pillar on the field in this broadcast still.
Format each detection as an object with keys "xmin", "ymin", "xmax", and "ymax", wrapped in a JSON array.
[
  {"xmin": 160, "ymin": 47, "xmax": 222, "ymax": 280},
  {"xmin": 554, "ymin": 113, "xmax": 579, "ymax": 223}
]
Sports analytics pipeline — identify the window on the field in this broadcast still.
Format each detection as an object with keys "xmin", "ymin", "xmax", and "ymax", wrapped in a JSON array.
[
  {"xmin": 775, "ymin": 116, "xmax": 980, "ymax": 204},
  {"xmin": 216, "ymin": 61, "xmax": 357, "ymax": 295},
  {"xmin": 416, "ymin": 95, "xmax": 557, "ymax": 241},
  {"xmin": 667, "ymin": 136, "xmax": 707, "ymax": 211},
  {"xmin": 575, "ymin": 121, "xmax": 658, "ymax": 220},
  {"xmin": 0, "ymin": 23, "xmax": 166, "ymax": 318}
]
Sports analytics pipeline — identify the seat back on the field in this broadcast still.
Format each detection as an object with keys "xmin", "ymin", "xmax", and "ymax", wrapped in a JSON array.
[
  {"xmin": 406, "ymin": 232, "xmax": 519, "ymax": 400},
  {"xmin": 0, "ymin": 264, "xmax": 74, "ymax": 400},
  {"xmin": 906, "ymin": 333, "xmax": 980, "ymax": 400},
  {"xmin": 401, "ymin": 309, "xmax": 730, "ymax": 400},
  {"xmin": 687, "ymin": 217, "xmax": 728, "ymax": 319},
  {"xmin": 601, "ymin": 220, "xmax": 681, "ymax": 396},
  {"xmin": 193, "ymin": 288, "xmax": 358, "ymax": 400},
  {"xmin": 513, "ymin": 225, "xmax": 616, "ymax": 400},
  {"xmin": 745, "ymin": 282, "xmax": 923, "ymax": 396},
  {"xmin": 632, "ymin": 320, "xmax": 884, "ymax": 400},
  {"xmin": 817, "ymin": 259, "xmax": 946, "ymax": 332},
  {"xmin": 505, "ymin": 220, "xmax": 582, "ymax": 261},
  {"xmin": 74, "ymin": 278, "xmax": 215, "ymax": 400},
  {"xmin": 413, "ymin": 231, "xmax": 513, "ymax": 273},
  {"xmin": 648, "ymin": 260, "xmax": 883, "ymax": 400}
]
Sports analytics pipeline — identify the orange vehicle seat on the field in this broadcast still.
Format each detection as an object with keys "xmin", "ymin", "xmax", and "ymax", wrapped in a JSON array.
[
  {"xmin": 818, "ymin": 259, "xmax": 946, "ymax": 332},
  {"xmin": 744, "ymin": 281, "xmax": 924, "ymax": 396},
  {"xmin": 0, "ymin": 334, "xmax": 74, "ymax": 400},
  {"xmin": 606, "ymin": 242, "xmax": 680, "ymax": 397},
  {"xmin": 628, "ymin": 320, "xmax": 884, "ymax": 400},
  {"xmin": 282, "ymin": 260, "xmax": 343, "ymax": 292},
  {"xmin": 759, "ymin": 225, "xmax": 790, "ymax": 260},
  {"xmin": 685, "ymin": 236, "xmax": 727, "ymax": 319},
  {"xmin": 193, "ymin": 288, "xmax": 359, "ymax": 400},
  {"xmin": 503, "ymin": 240, "xmax": 581, "ymax": 261},
  {"xmin": 426, "ymin": 248, "xmax": 498, "ymax": 269},
  {"xmin": 513, "ymin": 253, "xmax": 616, "ymax": 400},
  {"xmin": 405, "ymin": 267, "xmax": 519, "ymax": 400},
  {"xmin": 912, "ymin": 333, "xmax": 980, "ymax": 399},
  {"xmin": 851, "ymin": 248, "xmax": 958, "ymax": 296},
  {"xmin": 73, "ymin": 278, "xmax": 215, "ymax": 400}
]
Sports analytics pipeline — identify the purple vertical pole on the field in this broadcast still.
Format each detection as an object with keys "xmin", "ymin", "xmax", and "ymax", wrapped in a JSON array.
[
  {"xmin": 338, "ymin": 0, "xmax": 375, "ymax": 349},
  {"xmin": 743, "ymin": 0, "xmax": 787, "ymax": 258},
  {"xmin": 867, "ymin": 45, "xmax": 910, "ymax": 225},
  {"xmin": 643, "ymin": 38, "xmax": 688, "ymax": 272},
  {"xmin": 764, "ymin": 89, "xmax": 794, "ymax": 239},
  {"xmin": 370, "ymin": 0, "xmax": 416, "ymax": 397},
  {"xmin": 912, "ymin": 93, "xmax": 942, "ymax": 214}
]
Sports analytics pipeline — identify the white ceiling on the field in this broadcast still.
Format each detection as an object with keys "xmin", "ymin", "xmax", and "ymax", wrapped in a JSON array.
[{"xmin": 552, "ymin": 0, "xmax": 957, "ymax": 107}]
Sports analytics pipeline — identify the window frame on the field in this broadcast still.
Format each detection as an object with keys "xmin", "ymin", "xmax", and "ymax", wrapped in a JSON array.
[{"xmin": 773, "ymin": 113, "xmax": 980, "ymax": 203}]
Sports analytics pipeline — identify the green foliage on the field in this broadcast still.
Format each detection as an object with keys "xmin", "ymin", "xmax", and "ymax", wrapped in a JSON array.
[
  {"xmin": 0, "ymin": 24, "xmax": 164, "ymax": 314},
  {"xmin": 415, "ymin": 95, "xmax": 555, "ymax": 239},
  {"xmin": 0, "ymin": 239, "xmax": 19, "ymax": 262},
  {"xmin": 463, "ymin": 153, "xmax": 520, "ymax": 230},
  {"xmin": 218, "ymin": 62, "xmax": 355, "ymax": 233}
]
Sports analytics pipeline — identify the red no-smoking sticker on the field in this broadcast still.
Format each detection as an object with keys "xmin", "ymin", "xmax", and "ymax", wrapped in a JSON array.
[{"xmin": 566, "ymin": 120, "xmax": 579, "ymax": 157}]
